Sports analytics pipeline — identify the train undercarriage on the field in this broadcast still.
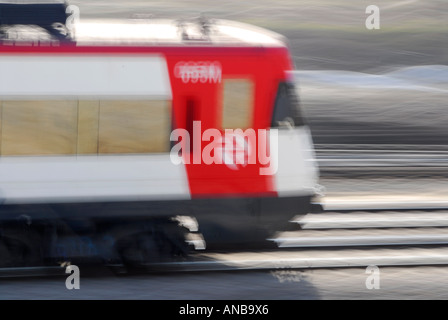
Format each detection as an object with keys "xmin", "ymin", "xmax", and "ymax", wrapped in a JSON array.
[{"xmin": 0, "ymin": 195, "xmax": 317, "ymax": 269}]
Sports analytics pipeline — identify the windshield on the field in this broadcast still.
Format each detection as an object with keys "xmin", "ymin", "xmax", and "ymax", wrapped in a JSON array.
[{"xmin": 271, "ymin": 81, "xmax": 306, "ymax": 127}]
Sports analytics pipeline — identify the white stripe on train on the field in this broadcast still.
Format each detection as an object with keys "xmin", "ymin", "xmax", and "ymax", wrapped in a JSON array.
[
  {"xmin": 0, "ymin": 55, "xmax": 172, "ymax": 99},
  {"xmin": 0, "ymin": 154, "xmax": 190, "ymax": 204}
]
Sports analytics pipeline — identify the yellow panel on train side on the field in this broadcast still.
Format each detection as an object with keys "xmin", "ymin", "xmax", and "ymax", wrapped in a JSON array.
[
  {"xmin": 1, "ymin": 100, "xmax": 78, "ymax": 155},
  {"xmin": 77, "ymin": 100, "xmax": 100, "ymax": 154},
  {"xmin": 98, "ymin": 100, "xmax": 170, "ymax": 154},
  {"xmin": 222, "ymin": 79, "xmax": 254, "ymax": 129}
]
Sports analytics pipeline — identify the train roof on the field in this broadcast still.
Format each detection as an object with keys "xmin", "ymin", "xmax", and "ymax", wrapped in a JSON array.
[
  {"xmin": 73, "ymin": 19, "xmax": 288, "ymax": 48},
  {"xmin": 0, "ymin": 1, "xmax": 287, "ymax": 48}
]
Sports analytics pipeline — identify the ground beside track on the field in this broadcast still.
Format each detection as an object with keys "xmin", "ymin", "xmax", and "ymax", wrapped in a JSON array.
[{"xmin": 2, "ymin": 265, "xmax": 448, "ymax": 299}]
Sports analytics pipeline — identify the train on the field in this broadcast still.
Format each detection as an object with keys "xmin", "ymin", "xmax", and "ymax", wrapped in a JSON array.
[{"xmin": 0, "ymin": 1, "xmax": 320, "ymax": 268}]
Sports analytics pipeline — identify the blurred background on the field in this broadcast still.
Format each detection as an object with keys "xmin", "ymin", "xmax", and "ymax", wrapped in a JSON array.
[{"xmin": 2, "ymin": 0, "xmax": 448, "ymax": 300}]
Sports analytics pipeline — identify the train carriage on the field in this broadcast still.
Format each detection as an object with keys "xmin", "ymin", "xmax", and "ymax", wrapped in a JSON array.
[{"xmin": 0, "ymin": 1, "xmax": 320, "ymax": 267}]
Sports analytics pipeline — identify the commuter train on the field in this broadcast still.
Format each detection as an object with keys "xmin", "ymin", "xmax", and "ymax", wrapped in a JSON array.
[{"xmin": 0, "ymin": 2, "xmax": 320, "ymax": 267}]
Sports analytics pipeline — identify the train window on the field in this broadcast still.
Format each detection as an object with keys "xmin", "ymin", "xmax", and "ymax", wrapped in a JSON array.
[
  {"xmin": 77, "ymin": 100, "xmax": 100, "ymax": 154},
  {"xmin": 98, "ymin": 100, "xmax": 170, "ymax": 154},
  {"xmin": 0, "ymin": 99, "xmax": 171, "ymax": 156},
  {"xmin": 221, "ymin": 79, "xmax": 254, "ymax": 129},
  {"xmin": 1, "ymin": 100, "xmax": 78, "ymax": 155},
  {"xmin": 271, "ymin": 82, "xmax": 305, "ymax": 127}
]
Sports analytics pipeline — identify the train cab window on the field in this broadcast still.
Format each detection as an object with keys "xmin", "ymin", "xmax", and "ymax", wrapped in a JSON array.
[
  {"xmin": 98, "ymin": 100, "xmax": 171, "ymax": 154},
  {"xmin": 1, "ymin": 100, "xmax": 78, "ymax": 155},
  {"xmin": 271, "ymin": 82, "xmax": 305, "ymax": 128},
  {"xmin": 221, "ymin": 79, "xmax": 254, "ymax": 129}
]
